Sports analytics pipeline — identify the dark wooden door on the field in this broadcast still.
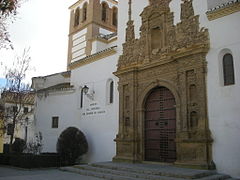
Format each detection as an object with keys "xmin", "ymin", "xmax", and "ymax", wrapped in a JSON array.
[{"xmin": 144, "ymin": 87, "xmax": 176, "ymax": 162}]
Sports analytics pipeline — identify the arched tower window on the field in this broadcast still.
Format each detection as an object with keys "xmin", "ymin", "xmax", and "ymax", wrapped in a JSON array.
[
  {"xmin": 74, "ymin": 8, "xmax": 80, "ymax": 27},
  {"xmin": 101, "ymin": 2, "xmax": 108, "ymax": 22},
  {"xmin": 223, "ymin": 53, "xmax": 235, "ymax": 86},
  {"xmin": 82, "ymin": 3, "xmax": 87, "ymax": 22},
  {"xmin": 112, "ymin": 7, "xmax": 118, "ymax": 26}
]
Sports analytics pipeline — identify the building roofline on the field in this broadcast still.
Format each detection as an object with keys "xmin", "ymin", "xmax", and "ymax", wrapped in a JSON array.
[
  {"xmin": 207, "ymin": 0, "xmax": 240, "ymax": 12},
  {"xmin": 32, "ymin": 71, "xmax": 71, "ymax": 80},
  {"xmin": 206, "ymin": 0, "xmax": 240, "ymax": 21},
  {"xmin": 69, "ymin": 0, "xmax": 118, "ymax": 10}
]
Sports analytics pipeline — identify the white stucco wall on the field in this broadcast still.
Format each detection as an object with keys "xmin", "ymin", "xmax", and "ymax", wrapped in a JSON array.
[
  {"xmin": 70, "ymin": 53, "xmax": 119, "ymax": 162},
  {"xmin": 91, "ymin": 41, "xmax": 108, "ymax": 54},
  {"xmin": 35, "ymin": 90, "xmax": 78, "ymax": 153},
  {"xmin": 99, "ymin": 28, "xmax": 113, "ymax": 35},
  {"xmin": 206, "ymin": 11, "xmax": 240, "ymax": 178},
  {"xmin": 35, "ymin": 51, "xmax": 119, "ymax": 163}
]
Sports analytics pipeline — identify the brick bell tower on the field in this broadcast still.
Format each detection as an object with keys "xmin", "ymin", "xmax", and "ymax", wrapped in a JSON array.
[{"xmin": 67, "ymin": 0, "xmax": 118, "ymax": 70}]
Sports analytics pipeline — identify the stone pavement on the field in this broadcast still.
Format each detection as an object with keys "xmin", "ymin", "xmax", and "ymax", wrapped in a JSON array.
[{"xmin": 0, "ymin": 166, "xmax": 102, "ymax": 180}]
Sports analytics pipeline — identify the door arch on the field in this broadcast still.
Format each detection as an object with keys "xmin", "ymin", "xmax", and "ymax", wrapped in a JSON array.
[{"xmin": 144, "ymin": 86, "xmax": 176, "ymax": 162}]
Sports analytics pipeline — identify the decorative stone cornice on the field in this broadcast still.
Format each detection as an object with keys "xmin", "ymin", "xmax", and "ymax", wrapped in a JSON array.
[
  {"xmin": 206, "ymin": 0, "xmax": 240, "ymax": 21},
  {"xmin": 69, "ymin": 46, "xmax": 117, "ymax": 70}
]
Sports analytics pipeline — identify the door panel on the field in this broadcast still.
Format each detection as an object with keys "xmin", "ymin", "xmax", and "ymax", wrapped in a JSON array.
[{"xmin": 145, "ymin": 87, "xmax": 176, "ymax": 162}]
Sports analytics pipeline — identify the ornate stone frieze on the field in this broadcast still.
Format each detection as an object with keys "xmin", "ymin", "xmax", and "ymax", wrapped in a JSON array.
[{"xmin": 117, "ymin": 0, "xmax": 209, "ymax": 70}]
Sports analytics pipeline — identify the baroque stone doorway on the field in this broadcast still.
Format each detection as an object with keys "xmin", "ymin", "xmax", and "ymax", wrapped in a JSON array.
[
  {"xmin": 113, "ymin": 0, "xmax": 214, "ymax": 169},
  {"xmin": 144, "ymin": 87, "xmax": 176, "ymax": 163}
]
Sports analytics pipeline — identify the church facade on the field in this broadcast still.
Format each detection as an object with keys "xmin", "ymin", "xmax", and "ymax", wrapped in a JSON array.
[{"xmin": 32, "ymin": 0, "xmax": 240, "ymax": 178}]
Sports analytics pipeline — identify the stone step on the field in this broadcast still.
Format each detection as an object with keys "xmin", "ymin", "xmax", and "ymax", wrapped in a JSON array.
[
  {"xmin": 90, "ymin": 162, "xmax": 216, "ymax": 179},
  {"xmin": 60, "ymin": 162, "xmax": 232, "ymax": 180},
  {"xmin": 197, "ymin": 174, "xmax": 231, "ymax": 180},
  {"xmin": 61, "ymin": 166, "xmax": 149, "ymax": 180},
  {"xmin": 72, "ymin": 165, "xmax": 186, "ymax": 180}
]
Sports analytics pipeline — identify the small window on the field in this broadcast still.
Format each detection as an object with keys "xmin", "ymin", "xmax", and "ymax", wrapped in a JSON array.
[
  {"xmin": 112, "ymin": 7, "xmax": 118, "ymax": 26},
  {"xmin": 106, "ymin": 79, "xmax": 114, "ymax": 104},
  {"xmin": 52, "ymin": 117, "xmax": 59, "ymax": 128},
  {"xmin": 74, "ymin": 8, "xmax": 80, "ymax": 27},
  {"xmin": 80, "ymin": 88, "xmax": 84, "ymax": 108},
  {"xmin": 7, "ymin": 123, "xmax": 13, "ymax": 135},
  {"xmin": 12, "ymin": 106, "xmax": 18, "ymax": 113},
  {"xmin": 24, "ymin": 107, "xmax": 28, "ymax": 114},
  {"xmin": 101, "ymin": 2, "xmax": 107, "ymax": 22},
  {"xmin": 109, "ymin": 81, "xmax": 114, "ymax": 104},
  {"xmin": 82, "ymin": 3, "xmax": 87, "ymax": 22},
  {"xmin": 223, "ymin": 53, "xmax": 235, "ymax": 86}
]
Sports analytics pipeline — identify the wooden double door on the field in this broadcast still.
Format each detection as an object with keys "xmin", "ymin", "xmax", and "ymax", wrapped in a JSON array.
[{"xmin": 144, "ymin": 87, "xmax": 176, "ymax": 162}]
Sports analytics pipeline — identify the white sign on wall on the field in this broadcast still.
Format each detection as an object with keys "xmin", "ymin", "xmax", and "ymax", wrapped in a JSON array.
[{"xmin": 82, "ymin": 102, "xmax": 106, "ymax": 116}]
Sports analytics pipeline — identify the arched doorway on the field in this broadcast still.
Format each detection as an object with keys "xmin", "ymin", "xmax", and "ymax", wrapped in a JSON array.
[{"xmin": 144, "ymin": 87, "xmax": 176, "ymax": 162}]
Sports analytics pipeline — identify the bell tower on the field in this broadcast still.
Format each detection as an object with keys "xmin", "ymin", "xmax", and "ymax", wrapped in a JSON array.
[{"xmin": 67, "ymin": 0, "xmax": 118, "ymax": 70}]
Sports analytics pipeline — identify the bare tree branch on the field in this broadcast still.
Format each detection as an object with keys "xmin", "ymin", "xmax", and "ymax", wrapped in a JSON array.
[
  {"xmin": 0, "ymin": 0, "xmax": 26, "ymax": 49},
  {"xmin": 1, "ymin": 48, "xmax": 34, "ymax": 149}
]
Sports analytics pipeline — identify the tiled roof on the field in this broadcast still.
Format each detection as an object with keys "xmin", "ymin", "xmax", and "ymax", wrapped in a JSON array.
[
  {"xmin": 207, "ymin": 0, "xmax": 240, "ymax": 13},
  {"xmin": 97, "ymin": 32, "xmax": 117, "ymax": 40},
  {"xmin": 1, "ymin": 91, "xmax": 35, "ymax": 105}
]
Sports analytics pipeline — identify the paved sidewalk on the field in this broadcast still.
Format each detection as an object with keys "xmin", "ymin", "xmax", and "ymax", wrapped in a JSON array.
[{"xmin": 0, "ymin": 166, "xmax": 103, "ymax": 180}]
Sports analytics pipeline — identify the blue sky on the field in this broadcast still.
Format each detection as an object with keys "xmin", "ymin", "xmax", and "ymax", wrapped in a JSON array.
[{"xmin": 0, "ymin": 78, "xmax": 6, "ymax": 88}]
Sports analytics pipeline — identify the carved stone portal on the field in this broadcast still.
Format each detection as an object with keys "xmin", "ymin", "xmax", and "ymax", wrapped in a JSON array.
[{"xmin": 113, "ymin": 0, "xmax": 213, "ymax": 169}]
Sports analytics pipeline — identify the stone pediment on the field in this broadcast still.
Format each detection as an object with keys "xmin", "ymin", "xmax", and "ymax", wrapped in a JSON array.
[{"xmin": 117, "ymin": 0, "xmax": 209, "ymax": 70}]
